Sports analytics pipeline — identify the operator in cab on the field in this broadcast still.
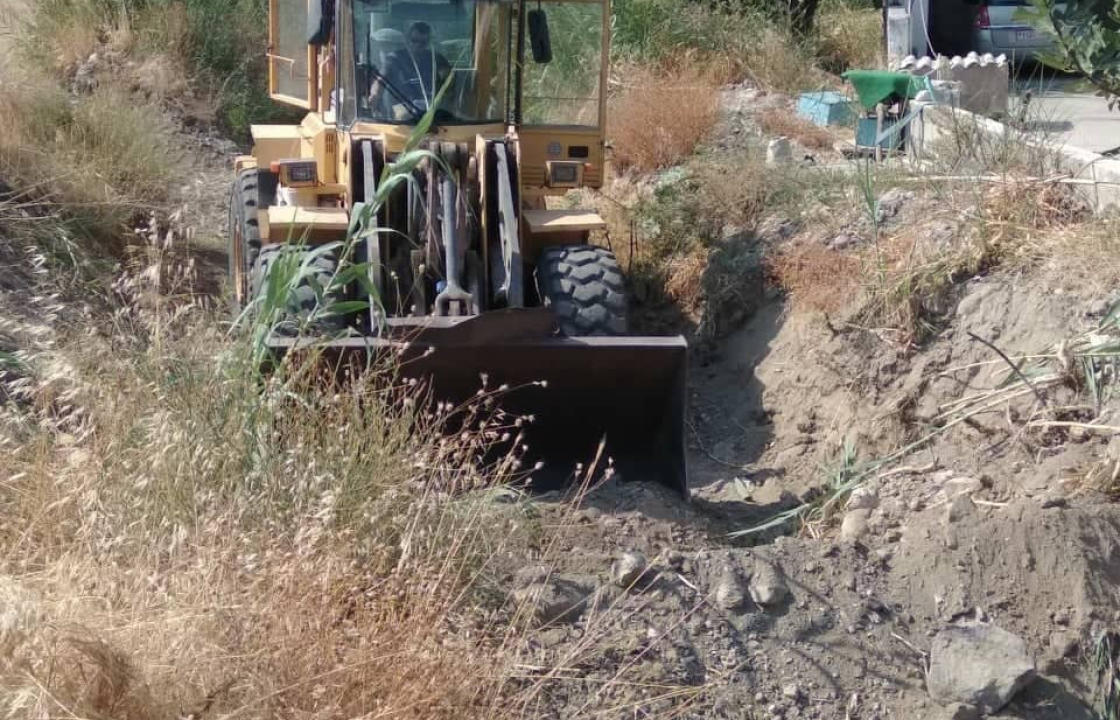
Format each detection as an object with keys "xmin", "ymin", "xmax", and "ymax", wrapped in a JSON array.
[{"xmin": 368, "ymin": 21, "xmax": 452, "ymax": 119}]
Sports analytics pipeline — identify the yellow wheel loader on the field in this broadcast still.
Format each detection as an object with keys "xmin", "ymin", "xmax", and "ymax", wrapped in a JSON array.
[{"xmin": 227, "ymin": 0, "xmax": 688, "ymax": 494}]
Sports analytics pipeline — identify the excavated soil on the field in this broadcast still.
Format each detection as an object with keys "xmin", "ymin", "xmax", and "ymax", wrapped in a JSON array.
[
  {"xmin": 503, "ymin": 267, "xmax": 1120, "ymax": 719},
  {"xmin": 142, "ymin": 87, "xmax": 1120, "ymax": 718},
  {"xmin": 5, "ymin": 54, "xmax": 1120, "ymax": 716}
]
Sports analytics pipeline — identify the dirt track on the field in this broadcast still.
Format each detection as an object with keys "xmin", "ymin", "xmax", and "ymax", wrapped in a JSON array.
[
  {"xmin": 5, "ymin": 27, "xmax": 1119, "ymax": 712},
  {"xmin": 163, "ymin": 98, "xmax": 1120, "ymax": 718}
]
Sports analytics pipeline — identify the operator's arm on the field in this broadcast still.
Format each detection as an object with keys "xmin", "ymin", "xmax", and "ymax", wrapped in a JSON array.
[{"xmin": 368, "ymin": 53, "xmax": 400, "ymax": 107}]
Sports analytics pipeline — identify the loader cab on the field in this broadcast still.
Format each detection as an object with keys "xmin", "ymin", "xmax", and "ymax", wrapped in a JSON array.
[
  {"xmin": 263, "ymin": 0, "xmax": 606, "ymax": 186},
  {"xmin": 342, "ymin": 0, "xmax": 511, "ymax": 126}
]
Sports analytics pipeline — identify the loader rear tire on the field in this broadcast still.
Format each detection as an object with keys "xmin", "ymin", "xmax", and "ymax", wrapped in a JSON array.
[
  {"xmin": 228, "ymin": 168, "xmax": 276, "ymax": 316},
  {"xmin": 537, "ymin": 245, "xmax": 628, "ymax": 336},
  {"xmin": 249, "ymin": 245, "xmax": 348, "ymax": 337}
]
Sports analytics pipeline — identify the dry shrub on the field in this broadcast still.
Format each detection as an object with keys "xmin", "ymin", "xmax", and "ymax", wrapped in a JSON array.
[
  {"xmin": 691, "ymin": 153, "xmax": 777, "ymax": 231},
  {"xmin": 663, "ymin": 248, "xmax": 710, "ymax": 320},
  {"xmin": 983, "ymin": 180, "xmax": 1091, "ymax": 238},
  {"xmin": 0, "ymin": 77, "xmax": 176, "ymax": 251},
  {"xmin": 0, "ymin": 235, "xmax": 716, "ymax": 719},
  {"xmin": 757, "ymin": 106, "xmax": 837, "ymax": 151},
  {"xmin": 815, "ymin": 2, "xmax": 884, "ymax": 73},
  {"xmin": 768, "ymin": 244, "xmax": 861, "ymax": 314},
  {"xmin": 24, "ymin": 0, "xmax": 103, "ymax": 75},
  {"xmin": 986, "ymin": 185, "xmax": 1118, "ymax": 296},
  {"xmin": 0, "ymin": 320, "xmax": 523, "ymax": 718},
  {"xmin": 610, "ymin": 66, "xmax": 719, "ymax": 174},
  {"xmin": 743, "ymin": 29, "xmax": 828, "ymax": 94}
]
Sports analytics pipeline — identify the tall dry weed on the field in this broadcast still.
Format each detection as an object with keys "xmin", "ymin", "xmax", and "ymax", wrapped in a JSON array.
[
  {"xmin": 744, "ymin": 29, "xmax": 828, "ymax": 94},
  {"xmin": 610, "ymin": 66, "xmax": 719, "ymax": 174},
  {"xmin": 0, "ymin": 215, "xmax": 718, "ymax": 719},
  {"xmin": 815, "ymin": 1, "xmax": 884, "ymax": 73},
  {"xmin": 0, "ymin": 77, "xmax": 176, "ymax": 251}
]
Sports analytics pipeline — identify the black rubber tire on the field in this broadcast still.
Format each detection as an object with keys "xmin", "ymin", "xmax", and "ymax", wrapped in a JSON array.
[
  {"xmin": 249, "ymin": 245, "xmax": 348, "ymax": 337},
  {"xmin": 536, "ymin": 245, "xmax": 628, "ymax": 336},
  {"xmin": 227, "ymin": 168, "xmax": 275, "ymax": 315}
]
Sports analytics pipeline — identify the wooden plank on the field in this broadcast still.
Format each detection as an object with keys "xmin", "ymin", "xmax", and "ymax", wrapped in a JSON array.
[
  {"xmin": 251, "ymin": 124, "xmax": 303, "ymax": 140},
  {"xmin": 267, "ymin": 206, "xmax": 350, "ymax": 231},
  {"xmin": 522, "ymin": 209, "xmax": 606, "ymax": 234}
]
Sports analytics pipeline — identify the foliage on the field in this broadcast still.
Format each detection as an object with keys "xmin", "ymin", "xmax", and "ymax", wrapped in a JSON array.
[
  {"xmin": 26, "ymin": 0, "xmax": 293, "ymax": 138},
  {"xmin": 1025, "ymin": 0, "xmax": 1120, "ymax": 109},
  {"xmin": 610, "ymin": 66, "xmax": 720, "ymax": 173},
  {"xmin": 0, "ymin": 80, "xmax": 177, "ymax": 251}
]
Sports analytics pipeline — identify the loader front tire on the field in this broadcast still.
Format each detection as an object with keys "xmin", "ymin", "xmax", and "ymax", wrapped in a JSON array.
[
  {"xmin": 228, "ymin": 168, "xmax": 275, "ymax": 315},
  {"xmin": 537, "ymin": 245, "xmax": 627, "ymax": 336},
  {"xmin": 249, "ymin": 245, "xmax": 348, "ymax": 337}
]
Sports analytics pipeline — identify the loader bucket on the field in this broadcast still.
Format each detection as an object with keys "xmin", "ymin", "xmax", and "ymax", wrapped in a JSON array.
[{"xmin": 267, "ymin": 310, "xmax": 689, "ymax": 497}]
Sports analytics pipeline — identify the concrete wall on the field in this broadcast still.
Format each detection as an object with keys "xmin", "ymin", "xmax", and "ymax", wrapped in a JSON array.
[
  {"xmin": 885, "ymin": 0, "xmax": 931, "ymax": 63},
  {"xmin": 910, "ymin": 103, "xmax": 1120, "ymax": 214},
  {"xmin": 899, "ymin": 53, "xmax": 1010, "ymax": 117}
]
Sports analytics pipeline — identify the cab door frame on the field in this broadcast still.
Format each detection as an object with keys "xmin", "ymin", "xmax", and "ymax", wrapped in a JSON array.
[{"xmin": 268, "ymin": 0, "xmax": 320, "ymax": 109}]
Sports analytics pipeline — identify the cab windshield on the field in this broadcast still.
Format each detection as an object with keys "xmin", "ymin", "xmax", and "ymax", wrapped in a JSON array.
[{"xmin": 342, "ymin": 0, "xmax": 511, "ymax": 125}]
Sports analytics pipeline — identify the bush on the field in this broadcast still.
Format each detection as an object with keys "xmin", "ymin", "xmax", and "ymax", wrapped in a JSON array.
[
  {"xmin": 1027, "ymin": 0, "xmax": 1120, "ymax": 109},
  {"xmin": 0, "ymin": 79, "xmax": 177, "ymax": 251},
  {"xmin": 815, "ymin": 0, "xmax": 884, "ymax": 73},
  {"xmin": 25, "ymin": 0, "xmax": 292, "ymax": 138},
  {"xmin": 610, "ymin": 0, "xmax": 862, "ymax": 92},
  {"xmin": 610, "ymin": 65, "xmax": 720, "ymax": 173}
]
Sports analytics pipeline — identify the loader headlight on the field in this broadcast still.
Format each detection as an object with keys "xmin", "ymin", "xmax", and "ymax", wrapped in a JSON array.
[{"xmin": 546, "ymin": 161, "xmax": 581, "ymax": 188}]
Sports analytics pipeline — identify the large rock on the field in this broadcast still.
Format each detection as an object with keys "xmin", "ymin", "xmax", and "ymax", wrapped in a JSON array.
[
  {"xmin": 512, "ymin": 574, "xmax": 596, "ymax": 626},
  {"xmin": 748, "ymin": 560, "xmax": 789, "ymax": 606},
  {"xmin": 927, "ymin": 622, "xmax": 1036, "ymax": 713},
  {"xmin": 612, "ymin": 551, "xmax": 648, "ymax": 588},
  {"xmin": 714, "ymin": 566, "xmax": 747, "ymax": 610},
  {"xmin": 846, "ymin": 486, "xmax": 879, "ymax": 511},
  {"xmin": 840, "ymin": 509, "xmax": 870, "ymax": 543}
]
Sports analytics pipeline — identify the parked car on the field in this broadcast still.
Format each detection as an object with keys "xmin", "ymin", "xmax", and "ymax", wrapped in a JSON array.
[{"xmin": 972, "ymin": 0, "xmax": 1064, "ymax": 62}]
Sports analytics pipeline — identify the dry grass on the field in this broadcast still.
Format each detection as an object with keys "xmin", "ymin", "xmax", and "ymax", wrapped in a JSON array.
[
  {"xmin": 743, "ymin": 29, "xmax": 830, "ymax": 94},
  {"xmin": 1, "ymin": 259, "xmax": 505, "ymax": 718},
  {"xmin": 757, "ymin": 106, "xmax": 837, "ymax": 151},
  {"xmin": 815, "ymin": 2, "xmax": 884, "ymax": 74},
  {"xmin": 610, "ymin": 65, "xmax": 720, "ymax": 174},
  {"xmin": 767, "ymin": 173, "xmax": 1099, "ymax": 344},
  {"xmin": 22, "ymin": 0, "xmax": 278, "ymax": 137},
  {"xmin": 690, "ymin": 153, "xmax": 780, "ymax": 231},
  {"xmin": 0, "ymin": 75, "xmax": 176, "ymax": 252},
  {"xmin": 662, "ymin": 247, "xmax": 710, "ymax": 321},
  {"xmin": 768, "ymin": 244, "xmax": 861, "ymax": 314},
  {"xmin": 0, "ymin": 209, "xmax": 720, "ymax": 719}
]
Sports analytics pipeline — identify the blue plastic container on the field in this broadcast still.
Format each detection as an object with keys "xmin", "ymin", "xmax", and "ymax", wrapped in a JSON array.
[
  {"xmin": 796, "ymin": 91, "xmax": 854, "ymax": 127},
  {"xmin": 855, "ymin": 116, "xmax": 904, "ymax": 150}
]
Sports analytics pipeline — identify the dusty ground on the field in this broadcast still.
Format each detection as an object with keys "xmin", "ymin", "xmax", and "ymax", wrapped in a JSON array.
[
  {"xmin": 482, "ymin": 89, "xmax": 1120, "ymax": 718},
  {"xmin": 156, "ymin": 84, "xmax": 1120, "ymax": 718},
  {"xmin": 4, "ymin": 34, "xmax": 1120, "ymax": 715},
  {"xmin": 510, "ymin": 268, "xmax": 1120, "ymax": 718}
]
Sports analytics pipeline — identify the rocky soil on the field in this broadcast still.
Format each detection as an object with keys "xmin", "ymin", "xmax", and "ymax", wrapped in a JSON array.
[
  {"xmin": 481, "ymin": 90, "xmax": 1120, "ymax": 718},
  {"xmin": 4, "ymin": 43, "xmax": 1119, "ymax": 716},
  {"xmin": 493, "ymin": 261, "xmax": 1120, "ymax": 718}
]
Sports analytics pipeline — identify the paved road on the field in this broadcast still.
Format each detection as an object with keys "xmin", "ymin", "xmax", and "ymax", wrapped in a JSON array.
[{"xmin": 1012, "ymin": 74, "xmax": 1119, "ymax": 156}]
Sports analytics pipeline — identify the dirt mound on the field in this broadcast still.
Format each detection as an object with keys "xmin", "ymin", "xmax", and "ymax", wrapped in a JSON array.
[
  {"xmin": 690, "ymin": 275, "xmax": 1098, "ymax": 507},
  {"xmin": 890, "ymin": 500, "xmax": 1120, "ymax": 651},
  {"xmin": 509, "ymin": 471, "xmax": 1118, "ymax": 717}
]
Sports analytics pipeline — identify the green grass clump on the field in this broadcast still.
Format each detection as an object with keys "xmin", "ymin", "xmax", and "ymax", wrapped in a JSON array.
[{"xmin": 611, "ymin": 0, "xmax": 879, "ymax": 91}]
